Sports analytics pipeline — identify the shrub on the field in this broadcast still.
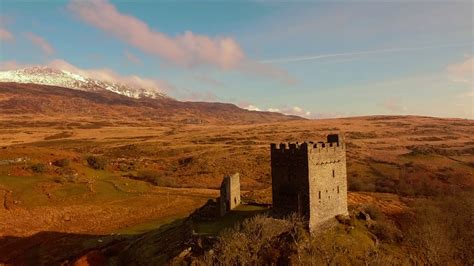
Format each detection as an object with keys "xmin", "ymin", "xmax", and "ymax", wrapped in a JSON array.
[
  {"xmin": 30, "ymin": 163, "xmax": 46, "ymax": 173},
  {"xmin": 348, "ymin": 177, "xmax": 375, "ymax": 192},
  {"xmin": 53, "ymin": 176, "xmax": 66, "ymax": 184},
  {"xmin": 202, "ymin": 214, "xmax": 303, "ymax": 265},
  {"xmin": 369, "ymin": 221, "xmax": 402, "ymax": 243},
  {"xmin": 118, "ymin": 162, "xmax": 136, "ymax": 171},
  {"xmin": 363, "ymin": 204, "xmax": 383, "ymax": 221},
  {"xmin": 396, "ymin": 178, "xmax": 416, "ymax": 196},
  {"xmin": 52, "ymin": 158, "xmax": 70, "ymax": 168},
  {"xmin": 136, "ymin": 170, "xmax": 160, "ymax": 185},
  {"xmin": 375, "ymin": 176, "xmax": 397, "ymax": 193},
  {"xmin": 399, "ymin": 194, "xmax": 474, "ymax": 264},
  {"xmin": 348, "ymin": 178, "xmax": 363, "ymax": 191},
  {"xmin": 86, "ymin": 155, "xmax": 107, "ymax": 170}
]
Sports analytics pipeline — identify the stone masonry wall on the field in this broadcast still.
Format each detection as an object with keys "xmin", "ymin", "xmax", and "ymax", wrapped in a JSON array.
[
  {"xmin": 308, "ymin": 142, "xmax": 348, "ymax": 231},
  {"xmin": 228, "ymin": 173, "xmax": 240, "ymax": 210},
  {"xmin": 271, "ymin": 143, "xmax": 310, "ymax": 218},
  {"xmin": 219, "ymin": 173, "xmax": 240, "ymax": 216}
]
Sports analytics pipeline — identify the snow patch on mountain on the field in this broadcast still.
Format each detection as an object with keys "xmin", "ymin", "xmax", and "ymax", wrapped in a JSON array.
[{"xmin": 0, "ymin": 67, "xmax": 168, "ymax": 99}]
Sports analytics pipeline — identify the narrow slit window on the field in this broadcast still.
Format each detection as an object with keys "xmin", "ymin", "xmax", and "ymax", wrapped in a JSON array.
[
  {"xmin": 337, "ymin": 186, "xmax": 340, "ymax": 194},
  {"xmin": 318, "ymin": 191, "xmax": 321, "ymax": 199},
  {"xmin": 332, "ymin": 169, "xmax": 335, "ymax": 177}
]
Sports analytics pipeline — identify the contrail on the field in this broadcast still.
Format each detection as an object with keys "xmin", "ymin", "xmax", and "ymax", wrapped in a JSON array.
[{"xmin": 260, "ymin": 43, "xmax": 473, "ymax": 64}]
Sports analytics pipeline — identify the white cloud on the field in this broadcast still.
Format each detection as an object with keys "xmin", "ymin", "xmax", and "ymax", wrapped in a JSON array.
[
  {"xmin": 0, "ymin": 28, "xmax": 13, "ymax": 42},
  {"xmin": 248, "ymin": 104, "xmax": 313, "ymax": 118},
  {"xmin": 292, "ymin": 106, "xmax": 303, "ymax": 113},
  {"xmin": 280, "ymin": 106, "xmax": 312, "ymax": 117},
  {"xmin": 68, "ymin": 0, "xmax": 294, "ymax": 84},
  {"xmin": 69, "ymin": 0, "xmax": 244, "ymax": 70},
  {"xmin": 124, "ymin": 50, "xmax": 141, "ymax": 64},
  {"xmin": 244, "ymin": 105, "xmax": 262, "ymax": 111},
  {"xmin": 382, "ymin": 97, "xmax": 408, "ymax": 113},
  {"xmin": 447, "ymin": 56, "xmax": 473, "ymax": 86},
  {"xmin": 447, "ymin": 57, "xmax": 473, "ymax": 118},
  {"xmin": 0, "ymin": 60, "xmax": 22, "ymax": 70},
  {"xmin": 457, "ymin": 90, "xmax": 474, "ymax": 98},
  {"xmin": 24, "ymin": 32, "xmax": 54, "ymax": 55}
]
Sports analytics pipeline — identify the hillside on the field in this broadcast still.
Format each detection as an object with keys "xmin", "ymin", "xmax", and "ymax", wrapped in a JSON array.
[
  {"xmin": 0, "ymin": 82, "xmax": 301, "ymax": 124},
  {"xmin": 0, "ymin": 67, "xmax": 168, "ymax": 99}
]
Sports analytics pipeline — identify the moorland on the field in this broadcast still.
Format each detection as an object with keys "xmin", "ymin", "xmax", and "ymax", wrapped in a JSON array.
[{"xmin": 0, "ymin": 83, "xmax": 472, "ymax": 264}]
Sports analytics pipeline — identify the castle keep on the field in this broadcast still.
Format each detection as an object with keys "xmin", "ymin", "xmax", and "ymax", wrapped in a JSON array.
[{"xmin": 271, "ymin": 134, "xmax": 348, "ymax": 232}]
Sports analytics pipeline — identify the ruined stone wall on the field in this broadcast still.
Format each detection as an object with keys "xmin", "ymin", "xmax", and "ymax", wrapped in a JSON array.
[
  {"xmin": 308, "ymin": 141, "xmax": 348, "ymax": 231},
  {"xmin": 228, "ymin": 173, "xmax": 240, "ymax": 210},
  {"xmin": 219, "ymin": 173, "xmax": 240, "ymax": 216}
]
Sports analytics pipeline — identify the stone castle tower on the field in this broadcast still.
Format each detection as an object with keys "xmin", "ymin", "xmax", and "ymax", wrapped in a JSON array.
[{"xmin": 270, "ymin": 134, "xmax": 348, "ymax": 232}]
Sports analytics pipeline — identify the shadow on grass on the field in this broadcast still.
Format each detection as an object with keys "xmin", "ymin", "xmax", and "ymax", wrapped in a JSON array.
[
  {"xmin": 194, "ymin": 204, "xmax": 270, "ymax": 235},
  {"xmin": 0, "ymin": 218, "xmax": 190, "ymax": 265},
  {"xmin": 0, "ymin": 203, "xmax": 269, "ymax": 265}
]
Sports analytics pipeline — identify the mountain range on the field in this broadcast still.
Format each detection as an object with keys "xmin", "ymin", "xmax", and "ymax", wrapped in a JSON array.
[
  {"xmin": 0, "ymin": 67, "xmax": 168, "ymax": 99},
  {"xmin": 0, "ymin": 67, "xmax": 301, "ymax": 124}
]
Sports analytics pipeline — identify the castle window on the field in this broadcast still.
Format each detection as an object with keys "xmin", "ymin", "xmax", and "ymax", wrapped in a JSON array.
[
  {"xmin": 337, "ymin": 186, "xmax": 340, "ymax": 194},
  {"xmin": 318, "ymin": 191, "xmax": 321, "ymax": 199},
  {"xmin": 332, "ymin": 169, "xmax": 335, "ymax": 177}
]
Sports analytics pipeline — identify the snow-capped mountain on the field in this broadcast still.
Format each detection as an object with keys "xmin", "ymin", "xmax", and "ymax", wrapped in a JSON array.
[{"xmin": 0, "ymin": 67, "xmax": 168, "ymax": 99}]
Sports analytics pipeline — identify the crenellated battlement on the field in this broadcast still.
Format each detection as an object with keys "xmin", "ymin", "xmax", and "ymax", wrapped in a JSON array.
[
  {"xmin": 270, "ymin": 134, "xmax": 345, "ymax": 155},
  {"xmin": 270, "ymin": 142, "xmax": 308, "ymax": 153}
]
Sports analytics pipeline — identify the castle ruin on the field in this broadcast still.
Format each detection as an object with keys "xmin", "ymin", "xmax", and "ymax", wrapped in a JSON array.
[
  {"xmin": 219, "ymin": 173, "xmax": 241, "ymax": 216},
  {"xmin": 271, "ymin": 134, "xmax": 348, "ymax": 232}
]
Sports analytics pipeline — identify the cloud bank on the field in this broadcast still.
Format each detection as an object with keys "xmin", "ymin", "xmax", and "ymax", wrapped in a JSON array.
[
  {"xmin": 68, "ymin": 0, "xmax": 294, "ymax": 84},
  {"xmin": 68, "ymin": 0, "xmax": 244, "ymax": 70}
]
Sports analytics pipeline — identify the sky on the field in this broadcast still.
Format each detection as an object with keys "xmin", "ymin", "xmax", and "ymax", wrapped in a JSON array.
[{"xmin": 0, "ymin": 0, "xmax": 472, "ymax": 119}]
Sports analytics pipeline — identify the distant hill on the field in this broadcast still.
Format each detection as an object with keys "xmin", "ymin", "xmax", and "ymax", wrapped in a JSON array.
[
  {"xmin": 0, "ymin": 82, "xmax": 302, "ymax": 124},
  {"xmin": 0, "ymin": 67, "xmax": 168, "ymax": 100}
]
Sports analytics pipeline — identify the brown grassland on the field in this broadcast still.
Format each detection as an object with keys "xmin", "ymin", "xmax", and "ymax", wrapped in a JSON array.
[{"xmin": 0, "ymin": 83, "xmax": 473, "ymax": 264}]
